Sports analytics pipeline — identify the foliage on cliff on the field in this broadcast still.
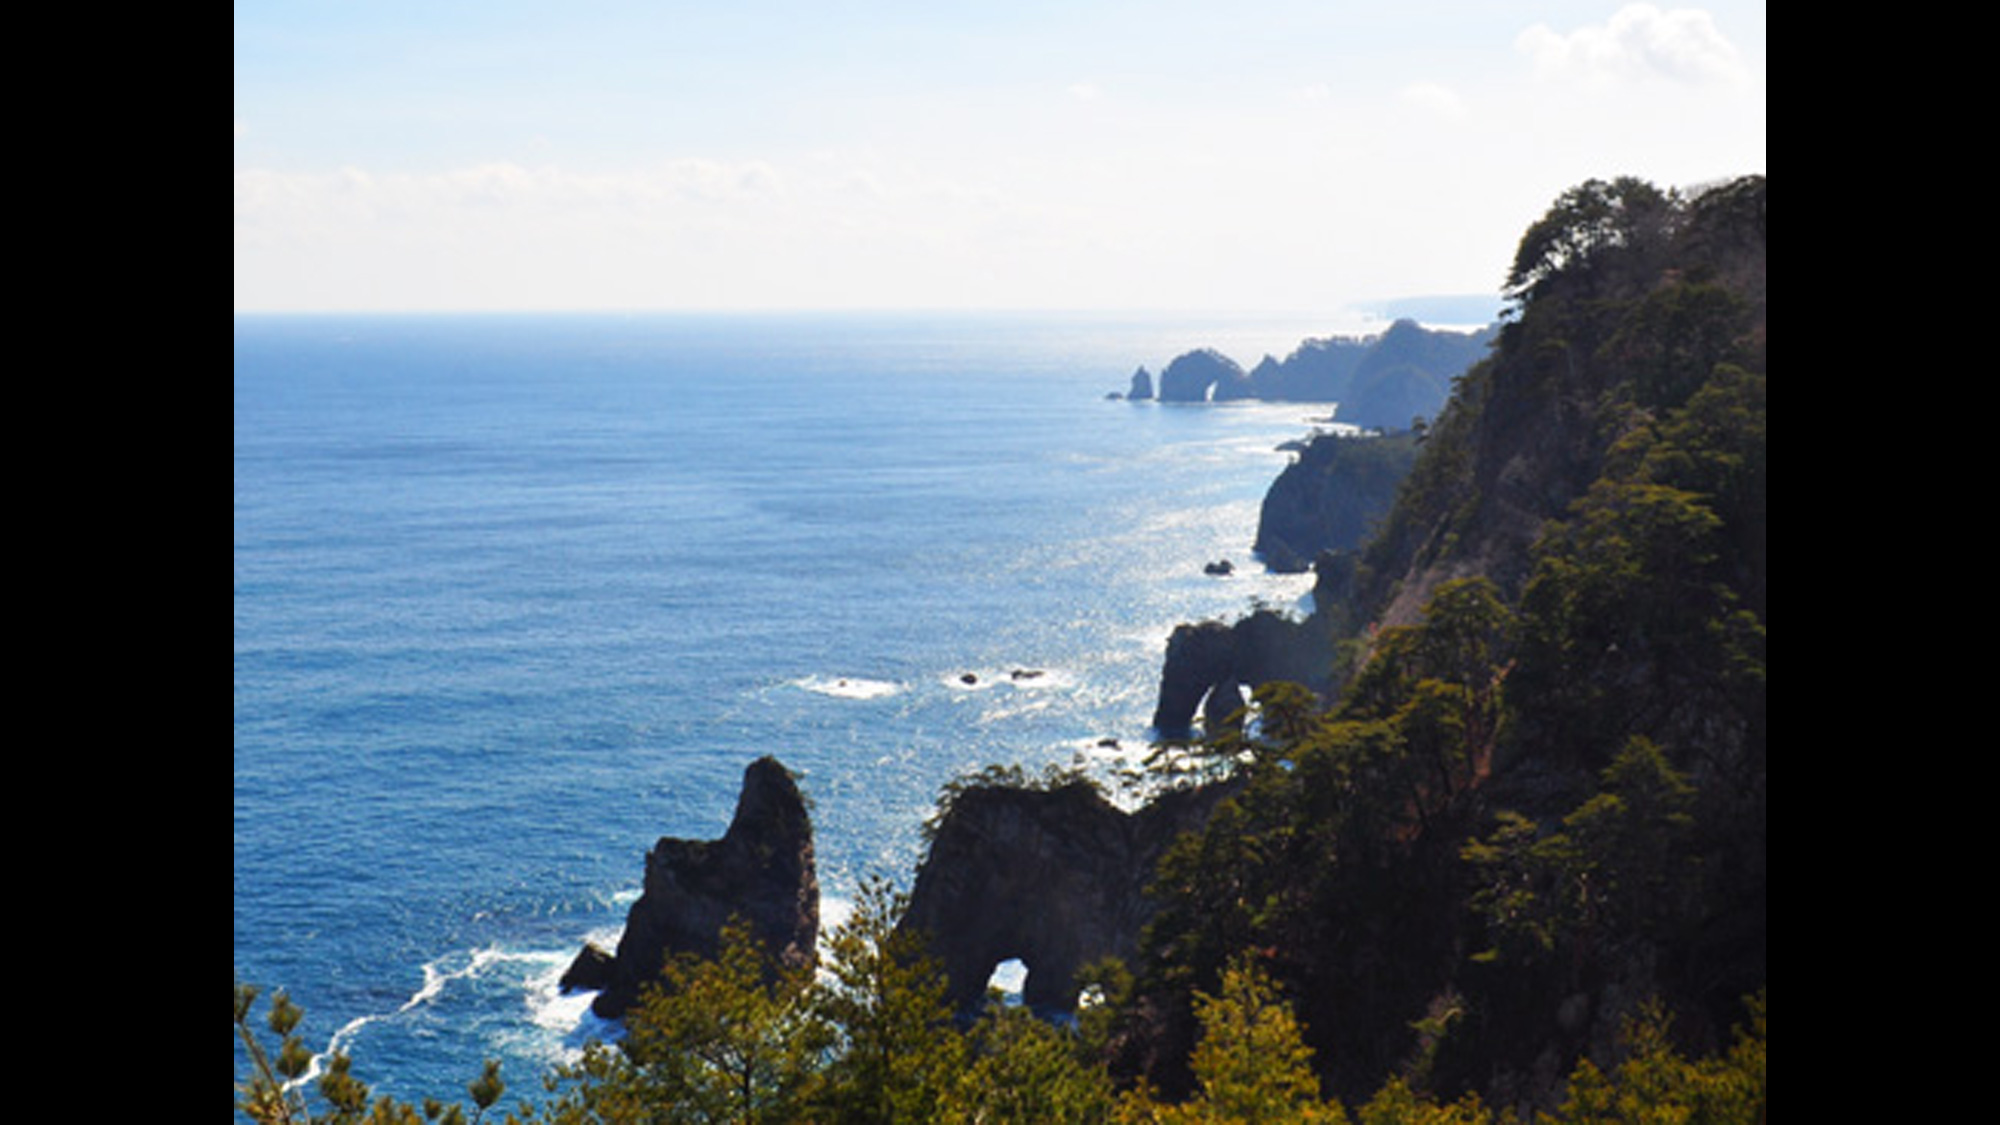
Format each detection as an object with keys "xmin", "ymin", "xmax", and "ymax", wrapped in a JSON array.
[
  {"xmin": 1256, "ymin": 431, "xmax": 1422, "ymax": 574},
  {"xmin": 1341, "ymin": 175, "xmax": 1763, "ymax": 634},
  {"xmin": 238, "ymin": 920, "xmax": 1764, "ymax": 1124},
  {"xmin": 1117, "ymin": 174, "xmax": 1765, "ymax": 1113}
]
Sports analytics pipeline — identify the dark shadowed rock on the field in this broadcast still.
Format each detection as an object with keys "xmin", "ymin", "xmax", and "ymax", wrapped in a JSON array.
[
  {"xmin": 1151, "ymin": 610, "xmax": 1331, "ymax": 738},
  {"xmin": 1254, "ymin": 430, "xmax": 1421, "ymax": 573},
  {"xmin": 1152, "ymin": 621, "xmax": 1235, "ymax": 739},
  {"xmin": 1203, "ymin": 678, "xmax": 1248, "ymax": 732},
  {"xmin": 559, "ymin": 943, "xmax": 616, "ymax": 993},
  {"xmin": 1141, "ymin": 321, "xmax": 1492, "ymax": 420},
  {"xmin": 1157, "ymin": 349, "xmax": 1248, "ymax": 403},
  {"xmin": 1127, "ymin": 367, "xmax": 1155, "ymax": 401},
  {"xmin": 578, "ymin": 756, "xmax": 819, "ymax": 1019},
  {"xmin": 896, "ymin": 779, "xmax": 1237, "ymax": 1018}
]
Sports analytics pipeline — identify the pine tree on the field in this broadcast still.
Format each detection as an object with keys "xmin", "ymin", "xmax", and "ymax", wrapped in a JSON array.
[{"xmin": 1117, "ymin": 956, "xmax": 1347, "ymax": 1124}]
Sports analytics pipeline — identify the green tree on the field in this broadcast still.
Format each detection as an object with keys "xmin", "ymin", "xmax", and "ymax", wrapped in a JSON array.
[
  {"xmin": 1511, "ymin": 477, "xmax": 1731, "ymax": 767},
  {"xmin": 942, "ymin": 1000, "xmax": 1117, "ymax": 1123},
  {"xmin": 1355, "ymin": 1077, "xmax": 1505, "ymax": 1125},
  {"xmin": 1540, "ymin": 994, "xmax": 1765, "ymax": 1125},
  {"xmin": 524, "ymin": 917, "xmax": 828, "ymax": 1125},
  {"xmin": 1117, "ymin": 956, "xmax": 1347, "ymax": 1124},
  {"xmin": 1597, "ymin": 282, "xmax": 1752, "ymax": 411},
  {"xmin": 632, "ymin": 917, "xmax": 830, "ymax": 1123},
  {"xmin": 234, "ymin": 980, "xmax": 505, "ymax": 1125},
  {"xmin": 811, "ymin": 876, "xmax": 967, "ymax": 1123},
  {"xmin": 1504, "ymin": 178, "xmax": 1678, "ymax": 306},
  {"xmin": 1461, "ymin": 738, "xmax": 1699, "ymax": 970}
]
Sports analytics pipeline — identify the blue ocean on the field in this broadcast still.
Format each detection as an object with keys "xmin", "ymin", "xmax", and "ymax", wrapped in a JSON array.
[{"xmin": 233, "ymin": 310, "xmax": 1353, "ymax": 1105}]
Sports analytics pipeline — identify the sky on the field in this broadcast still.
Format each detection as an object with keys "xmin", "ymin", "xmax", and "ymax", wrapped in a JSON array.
[{"xmin": 233, "ymin": 1, "xmax": 1765, "ymax": 315}]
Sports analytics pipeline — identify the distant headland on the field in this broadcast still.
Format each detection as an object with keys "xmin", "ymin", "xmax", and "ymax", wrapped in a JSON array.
[{"xmin": 1108, "ymin": 316, "xmax": 1496, "ymax": 433}]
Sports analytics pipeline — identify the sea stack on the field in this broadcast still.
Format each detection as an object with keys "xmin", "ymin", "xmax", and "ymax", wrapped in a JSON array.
[{"xmin": 567, "ymin": 756, "xmax": 820, "ymax": 1019}]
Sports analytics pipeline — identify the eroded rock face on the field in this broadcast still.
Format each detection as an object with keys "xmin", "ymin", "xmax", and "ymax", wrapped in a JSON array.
[
  {"xmin": 1157, "ymin": 349, "xmax": 1249, "ymax": 403},
  {"xmin": 573, "ymin": 756, "xmax": 819, "ymax": 1019},
  {"xmin": 896, "ymin": 779, "xmax": 1235, "ymax": 1018},
  {"xmin": 1151, "ymin": 610, "xmax": 1330, "ymax": 739},
  {"xmin": 1254, "ymin": 431, "xmax": 1421, "ymax": 574}
]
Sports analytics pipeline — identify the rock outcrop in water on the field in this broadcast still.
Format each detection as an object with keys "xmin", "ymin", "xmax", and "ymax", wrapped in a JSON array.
[
  {"xmin": 1157, "ymin": 349, "xmax": 1251, "ymax": 403},
  {"xmin": 1150, "ymin": 610, "xmax": 1331, "ymax": 739},
  {"xmin": 566, "ymin": 756, "xmax": 819, "ymax": 1019},
  {"xmin": 896, "ymin": 777, "xmax": 1236, "ymax": 1018}
]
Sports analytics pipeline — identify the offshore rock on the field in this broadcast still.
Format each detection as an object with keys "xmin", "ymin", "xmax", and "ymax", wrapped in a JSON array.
[
  {"xmin": 1127, "ymin": 366, "xmax": 1155, "ymax": 401},
  {"xmin": 576, "ymin": 756, "xmax": 819, "ymax": 1019},
  {"xmin": 558, "ymin": 944, "xmax": 615, "ymax": 992},
  {"xmin": 897, "ymin": 778, "xmax": 1237, "ymax": 1018},
  {"xmin": 1157, "ymin": 349, "xmax": 1249, "ymax": 403}
]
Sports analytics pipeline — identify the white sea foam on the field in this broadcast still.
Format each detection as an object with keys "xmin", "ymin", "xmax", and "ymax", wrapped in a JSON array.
[
  {"xmin": 796, "ymin": 675, "xmax": 901, "ymax": 700},
  {"xmin": 595, "ymin": 887, "xmax": 641, "ymax": 911},
  {"xmin": 944, "ymin": 666, "xmax": 1072, "ymax": 693},
  {"xmin": 297, "ymin": 942, "xmax": 615, "ymax": 1090},
  {"xmin": 820, "ymin": 893, "xmax": 855, "ymax": 935},
  {"xmin": 523, "ymin": 949, "xmax": 601, "ymax": 1035}
]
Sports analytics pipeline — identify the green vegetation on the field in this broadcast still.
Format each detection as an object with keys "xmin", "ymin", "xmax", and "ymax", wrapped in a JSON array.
[
  {"xmin": 1256, "ymin": 430, "xmax": 1425, "ymax": 574},
  {"xmin": 925, "ymin": 761, "xmax": 1106, "ymax": 841},
  {"xmin": 234, "ymin": 982, "xmax": 505, "ymax": 1124},
  {"xmin": 238, "ymin": 174, "xmax": 1764, "ymax": 1123},
  {"xmin": 1113, "ymin": 175, "xmax": 1763, "ymax": 1111},
  {"xmin": 240, "ymin": 939, "xmax": 1762, "ymax": 1123}
]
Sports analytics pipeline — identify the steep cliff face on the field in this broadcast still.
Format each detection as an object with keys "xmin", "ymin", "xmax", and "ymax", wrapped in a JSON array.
[
  {"xmin": 1334, "ymin": 319, "xmax": 1496, "ymax": 429},
  {"xmin": 1156, "ymin": 349, "xmax": 1250, "ymax": 403},
  {"xmin": 567, "ymin": 756, "xmax": 819, "ymax": 1019},
  {"xmin": 1254, "ymin": 430, "xmax": 1421, "ymax": 573},
  {"xmin": 896, "ymin": 778, "xmax": 1236, "ymax": 1017},
  {"xmin": 1150, "ymin": 610, "xmax": 1329, "ymax": 739},
  {"xmin": 1348, "ymin": 177, "xmax": 1765, "ymax": 637}
]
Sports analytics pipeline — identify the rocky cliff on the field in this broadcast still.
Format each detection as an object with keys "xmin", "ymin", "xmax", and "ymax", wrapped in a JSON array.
[
  {"xmin": 1253, "ymin": 430, "xmax": 1421, "ymax": 573},
  {"xmin": 1150, "ymin": 610, "xmax": 1330, "ymax": 739},
  {"xmin": 896, "ymin": 777, "xmax": 1237, "ymax": 1018},
  {"xmin": 565, "ymin": 756, "xmax": 819, "ymax": 1019},
  {"xmin": 1346, "ymin": 178, "xmax": 1765, "ymax": 637},
  {"xmin": 1155, "ymin": 349, "xmax": 1250, "ymax": 403}
]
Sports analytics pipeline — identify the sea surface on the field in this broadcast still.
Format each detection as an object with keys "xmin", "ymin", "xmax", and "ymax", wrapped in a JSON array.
[{"xmin": 232, "ymin": 310, "xmax": 1360, "ymax": 1105}]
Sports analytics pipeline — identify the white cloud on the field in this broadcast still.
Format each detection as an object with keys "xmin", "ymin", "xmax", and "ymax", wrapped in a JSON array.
[
  {"xmin": 1517, "ymin": 4, "xmax": 1748, "ymax": 87},
  {"xmin": 1400, "ymin": 81, "xmax": 1467, "ymax": 120},
  {"xmin": 233, "ymin": 159, "xmax": 792, "ymax": 238},
  {"xmin": 1066, "ymin": 82, "xmax": 1102, "ymax": 102}
]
